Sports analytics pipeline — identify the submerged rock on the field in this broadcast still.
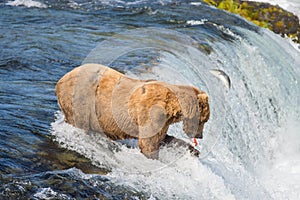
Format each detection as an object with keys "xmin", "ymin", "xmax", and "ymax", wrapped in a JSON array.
[
  {"xmin": 37, "ymin": 139, "xmax": 110, "ymax": 175},
  {"xmin": 203, "ymin": 0, "xmax": 300, "ymax": 43}
]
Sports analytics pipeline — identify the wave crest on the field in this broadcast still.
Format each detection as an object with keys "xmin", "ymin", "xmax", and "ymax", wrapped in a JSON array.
[{"xmin": 6, "ymin": 0, "xmax": 47, "ymax": 8}]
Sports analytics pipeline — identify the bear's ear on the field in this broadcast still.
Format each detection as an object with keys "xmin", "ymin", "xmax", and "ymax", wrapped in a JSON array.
[{"xmin": 197, "ymin": 92, "xmax": 209, "ymax": 104}]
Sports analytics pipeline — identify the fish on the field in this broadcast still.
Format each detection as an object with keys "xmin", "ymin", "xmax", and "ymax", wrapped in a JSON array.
[{"xmin": 209, "ymin": 69, "xmax": 231, "ymax": 90}]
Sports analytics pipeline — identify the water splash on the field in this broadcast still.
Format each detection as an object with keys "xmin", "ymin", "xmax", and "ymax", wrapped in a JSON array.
[
  {"xmin": 6, "ymin": 0, "xmax": 47, "ymax": 8},
  {"xmin": 51, "ymin": 25, "xmax": 300, "ymax": 199}
]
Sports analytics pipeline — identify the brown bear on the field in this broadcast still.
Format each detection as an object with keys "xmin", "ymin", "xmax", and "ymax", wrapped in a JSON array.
[{"xmin": 55, "ymin": 63, "xmax": 210, "ymax": 159}]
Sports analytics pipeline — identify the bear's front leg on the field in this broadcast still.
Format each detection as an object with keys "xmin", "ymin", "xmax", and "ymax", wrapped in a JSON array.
[
  {"xmin": 138, "ymin": 135, "xmax": 160, "ymax": 159},
  {"xmin": 138, "ymin": 125, "xmax": 169, "ymax": 159}
]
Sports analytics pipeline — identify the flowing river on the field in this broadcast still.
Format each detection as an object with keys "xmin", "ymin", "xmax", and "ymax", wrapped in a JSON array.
[{"xmin": 1, "ymin": 0, "xmax": 300, "ymax": 199}]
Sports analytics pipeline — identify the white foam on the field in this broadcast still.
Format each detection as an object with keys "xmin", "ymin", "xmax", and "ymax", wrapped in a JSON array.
[
  {"xmin": 33, "ymin": 187, "xmax": 68, "ymax": 199},
  {"xmin": 108, "ymin": 152, "xmax": 235, "ymax": 199},
  {"xmin": 258, "ymin": 118, "xmax": 300, "ymax": 199},
  {"xmin": 51, "ymin": 112, "xmax": 236, "ymax": 199},
  {"xmin": 190, "ymin": 2, "xmax": 202, "ymax": 6},
  {"xmin": 6, "ymin": 0, "xmax": 47, "ymax": 8},
  {"xmin": 187, "ymin": 19, "xmax": 208, "ymax": 26}
]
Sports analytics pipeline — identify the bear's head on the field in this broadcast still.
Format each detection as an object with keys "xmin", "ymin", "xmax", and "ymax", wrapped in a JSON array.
[{"xmin": 183, "ymin": 91, "xmax": 210, "ymax": 139}]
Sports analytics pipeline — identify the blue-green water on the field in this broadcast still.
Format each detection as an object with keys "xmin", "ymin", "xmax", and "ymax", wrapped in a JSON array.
[{"xmin": 1, "ymin": 0, "xmax": 300, "ymax": 199}]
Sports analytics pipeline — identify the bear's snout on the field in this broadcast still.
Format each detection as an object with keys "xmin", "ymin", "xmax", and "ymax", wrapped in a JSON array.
[
  {"xmin": 193, "ymin": 130, "xmax": 203, "ymax": 139},
  {"xmin": 193, "ymin": 123, "xmax": 204, "ymax": 139}
]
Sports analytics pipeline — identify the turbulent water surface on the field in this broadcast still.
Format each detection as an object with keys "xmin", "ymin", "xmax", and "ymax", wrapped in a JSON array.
[{"xmin": 1, "ymin": 0, "xmax": 300, "ymax": 199}]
